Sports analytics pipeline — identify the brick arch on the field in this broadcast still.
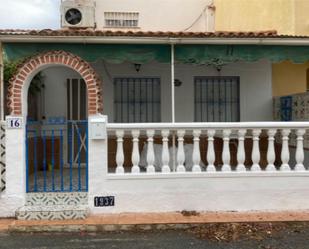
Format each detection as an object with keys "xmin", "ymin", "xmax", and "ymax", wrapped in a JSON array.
[{"xmin": 7, "ymin": 50, "xmax": 103, "ymax": 116}]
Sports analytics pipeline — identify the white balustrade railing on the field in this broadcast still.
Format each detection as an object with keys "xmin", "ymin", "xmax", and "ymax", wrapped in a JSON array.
[{"xmin": 107, "ymin": 122, "xmax": 309, "ymax": 174}]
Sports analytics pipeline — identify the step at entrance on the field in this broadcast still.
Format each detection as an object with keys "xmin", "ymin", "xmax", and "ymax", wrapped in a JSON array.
[{"xmin": 16, "ymin": 192, "xmax": 89, "ymax": 220}]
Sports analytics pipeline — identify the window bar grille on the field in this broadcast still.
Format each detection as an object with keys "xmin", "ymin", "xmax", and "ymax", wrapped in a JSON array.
[
  {"xmin": 114, "ymin": 78, "xmax": 161, "ymax": 123},
  {"xmin": 195, "ymin": 76, "xmax": 240, "ymax": 122}
]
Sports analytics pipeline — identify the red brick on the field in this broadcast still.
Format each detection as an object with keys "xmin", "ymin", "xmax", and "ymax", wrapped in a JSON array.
[
  {"xmin": 27, "ymin": 64, "xmax": 33, "ymax": 71},
  {"xmin": 20, "ymin": 70, "xmax": 27, "ymax": 77},
  {"xmin": 15, "ymin": 80, "xmax": 23, "ymax": 85},
  {"xmin": 67, "ymin": 58, "xmax": 74, "ymax": 66},
  {"xmin": 17, "ymin": 75, "xmax": 25, "ymax": 81},
  {"xmin": 88, "ymin": 89, "xmax": 96, "ymax": 94}
]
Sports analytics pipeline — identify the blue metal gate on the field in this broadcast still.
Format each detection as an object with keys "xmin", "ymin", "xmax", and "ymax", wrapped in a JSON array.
[{"xmin": 26, "ymin": 120, "xmax": 88, "ymax": 192}]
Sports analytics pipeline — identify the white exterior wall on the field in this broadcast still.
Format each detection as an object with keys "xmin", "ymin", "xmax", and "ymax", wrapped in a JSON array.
[
  {"xmin": 95, "ymin": 0, "xmax": 215, "ymax": 32},
  {"xmin": 63, "ymin": 0, "xmax": 215, "ymax": 32},
  {"xmin": 93, "ymin": 59, "xmax": 273, "ymax": 122},
  {"xmin": 42, "ymin": 67, "xmax": 81, "ymax": 119},
  {"xmin": 41, "ymin": 60, "xmax": 273, "ymax": 122}
]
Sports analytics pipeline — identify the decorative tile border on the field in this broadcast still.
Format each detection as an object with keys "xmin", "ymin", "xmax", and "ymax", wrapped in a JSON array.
[
  {"xmin": 25, "ymin": 192, "xmax": 88, "ymax": 206},
  {"xmin": 17, "ymin": 192, "xmax": 89, "ymax": 220},
  {"xmin": 0, "ymin": 123, "xmax": 5, "ymax": 192},
  {"xmin": 273, "ymin": 93, "xmax": 309, "ymax": 149},
  {"xmin": 16, "ymin": 206, "xmax": 88, "ymax": 220}
]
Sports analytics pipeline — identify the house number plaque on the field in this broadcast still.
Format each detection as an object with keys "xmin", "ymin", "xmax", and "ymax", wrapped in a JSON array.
[
  {"xmin": 94, "ymin": 196, "xmax": 115, "ymax": 207},
  {"xmin": 6, "ymin": 117, "xmax": 22, "ymax": 129}
]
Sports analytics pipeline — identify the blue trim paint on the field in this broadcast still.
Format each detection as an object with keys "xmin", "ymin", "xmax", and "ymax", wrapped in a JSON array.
[{"xmin": 25, "ymin": 120, "xmax": 88, "ymax": 193}]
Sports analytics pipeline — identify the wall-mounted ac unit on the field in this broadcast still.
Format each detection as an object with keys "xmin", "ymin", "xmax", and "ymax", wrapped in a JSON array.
[{"xmin": 61, "ymin": 0, "xmax": 95, "ymax": 28}]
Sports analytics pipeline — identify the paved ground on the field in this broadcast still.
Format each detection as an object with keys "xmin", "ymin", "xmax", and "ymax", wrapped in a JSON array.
[{"xmin": 1, "ymin": 223, "xmax": 309, "ymax": 249}]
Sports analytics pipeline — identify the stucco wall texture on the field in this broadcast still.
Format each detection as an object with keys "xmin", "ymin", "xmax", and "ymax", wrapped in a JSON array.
[
  {"xmin": 214, "ymin": 0, "xmax": 309, "ymax": 97},
  {"xmin": 215, "ymin": 0, "xmax": 309, "ymax": 36}
]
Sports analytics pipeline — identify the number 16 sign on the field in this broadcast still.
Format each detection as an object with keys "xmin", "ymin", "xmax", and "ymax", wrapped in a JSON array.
[{"xmin": 6, "ymin": 117, "xmax": 22, "ymax": 129}]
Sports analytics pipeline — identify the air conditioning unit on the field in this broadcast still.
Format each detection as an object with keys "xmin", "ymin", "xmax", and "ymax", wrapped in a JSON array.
[{"xmin": 61, "ymin": 0, "xmax": 95, "ymax": 28}]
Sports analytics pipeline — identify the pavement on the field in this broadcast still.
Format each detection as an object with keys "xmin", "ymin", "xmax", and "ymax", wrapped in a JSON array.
[
  {"xmin": 2, "ymin": 210, "xmax": 309, "ymax": 233},
  {"xmin": 1, "ymin": 225, "xmax": 309, "ymax": 249}
]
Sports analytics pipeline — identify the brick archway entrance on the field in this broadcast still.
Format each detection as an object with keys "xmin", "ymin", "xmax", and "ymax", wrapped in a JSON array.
[
  {"xmin": 7, "ymin": 50, "xmax": 102, "ymax": 116},
  {"xmin": 7, "ymin": 50, "xmax": 103, "ymax": 193}
]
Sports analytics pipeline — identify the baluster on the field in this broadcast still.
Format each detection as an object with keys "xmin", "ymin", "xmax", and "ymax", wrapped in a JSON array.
[
  {"xmin": 295, "ymin": 129, "xmax": 306, "ymax": 171},
  {"xmin": 236, "ymin": 129, "xmax": 246, "ymax": 172},
  {"xmin": 161, "ymin": 130, "xmax": 170, "ymax": 173},
  {"xmin": 131, "ymin": 130, "xmax": 140, "ymax": 174},
  {"xmin": 146, "ymin": 130, "xmax": 155, "ymax": 173},
  {"xmin": 192, "ymin": 130, "xmax": 202, "ymax": 172},
  {"xmin": 222, "ymin": 129, "xmax": 231, "ymax": 172},
  {"xmin": 115, "ymin": 130, "xmax": 125, "ymax": 174},
  {"xmin": 266, "ymin": 129, "xmax": 276, "ymax": 171},
  {"xmin": 251, "ymin": 129, "xmax": 261, "ymax": 171},
  {"xmin": 176, "ymin": 130, "xmax": 186, "ymax": 172},
  {"xmin": 206, "ymin": 129, "xmax": 216, "ymax": 172},
  {"xmin": 280, "ymin": 129, "xmax": 291, "ymax": 171}
]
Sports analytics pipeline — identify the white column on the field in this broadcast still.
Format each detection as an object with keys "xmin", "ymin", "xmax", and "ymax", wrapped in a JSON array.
[
  {"xmin": 295, "ymin": 129, "xmax": 306, "ymax": 171},
  {"xmin": 115, "ymin": 130, "xmax": 125, "ymax": 174},
  {"xmin": 192, "ymin": 130, "xmax": 202, "ymax": 172},
  {"xmin": 161, "ymin": 129, "xmax": 170, "ymax": 173},
  {"xmin": 266, "ymin": 129, "xmax": 276, "ymax": 171},
  {"xmin": 236, "ymin": 129, "xmax": 246, "ymax": 172},
  {"xmin": 206, "ymin": 129, "xmax": 216, "ymax": 172},
  {"xmin": 176, "ymin": 130, "xmax": 186, "ymax": 172},
  {"xmin": 88, "ymin": 115, "xmax": 109, "ymax": 214},
  {"xmin": 131, "ymin": 129, "xmax": 140, "ymax": 174},
  {"xmin": 251, "ymin": 129, "xmax": 261, "ymax": 171},
  {"xmin": 222, "ymin": 129, "xmax": 231, "ymax": 172},
  {"xmin": 280, "ymin": 129, "xmax": 291, "ymax": 171},
  {"xmin": 146, "ymin": 129, "xmax": 156, "ymax": 173},
  {"xmin": 6, "ymin": 118, "xmax": 26, "ymax": 207}
]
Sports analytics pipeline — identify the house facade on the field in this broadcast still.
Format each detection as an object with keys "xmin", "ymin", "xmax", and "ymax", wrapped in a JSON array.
[{"xmin": 0, "ymin": 0, "xmax": 309, "ymax": 220}]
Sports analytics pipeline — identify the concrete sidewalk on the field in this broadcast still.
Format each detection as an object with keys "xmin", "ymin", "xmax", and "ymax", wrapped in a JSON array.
[{"xmin": 2, "ymin": 210, "xmax": 309, "ymax": 233}]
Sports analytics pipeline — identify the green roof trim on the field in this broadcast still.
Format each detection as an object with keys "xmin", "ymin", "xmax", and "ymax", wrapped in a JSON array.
[{"xmin": 3, "ymin": 43, "xmax": 309, "ymax": 64}]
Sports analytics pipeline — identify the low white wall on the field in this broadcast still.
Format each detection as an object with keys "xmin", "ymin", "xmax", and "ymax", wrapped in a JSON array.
[
  {"xmin": 88, "ymin": 117, "xmax": 309, "ymax": 214},
  {"xmin": 89, "ymin": 173, "xmax": 309, "ymax": 213}
]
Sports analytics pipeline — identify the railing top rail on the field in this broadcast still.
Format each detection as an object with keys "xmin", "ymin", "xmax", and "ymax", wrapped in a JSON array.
[{"xmin": 106, "ymin": 122, "xmax": 309, "ymax": 130}]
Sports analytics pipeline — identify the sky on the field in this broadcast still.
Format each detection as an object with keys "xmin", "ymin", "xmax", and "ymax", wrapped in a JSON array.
[{"xmin": 0, "ymin": 0, "xmax": 61, "ymax": 29}]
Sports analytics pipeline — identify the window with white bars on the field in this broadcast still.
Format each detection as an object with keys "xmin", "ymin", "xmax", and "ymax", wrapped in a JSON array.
[
  {"xmin": 104, "ymin": 12, "xmax": 139, "ymax": 28},
  {"xmin": 114, "ymin": 77, "xmax": 161, "ymax": 123},
  {"xmin": 194, "ymin": 76, "xmax": 240, "ymax": 122}
]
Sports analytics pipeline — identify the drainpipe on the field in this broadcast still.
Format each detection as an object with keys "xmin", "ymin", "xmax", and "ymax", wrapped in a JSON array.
[
  {"xmin": 0, "ymin": 42, "xmax": 3, "ymax": 121},
  {"xmin": 171, "ymin": 44, "xmax": 175, "ymax": 123},
  {"xmin": 170, "ymin": 43, "xmax": 176, "ymax": 171}
]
